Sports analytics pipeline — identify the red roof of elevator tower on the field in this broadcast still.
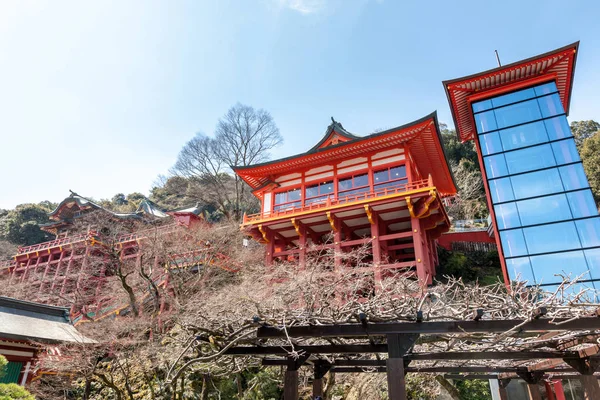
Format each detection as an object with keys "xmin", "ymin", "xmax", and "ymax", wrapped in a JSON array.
[{"xmin": 443, "ymin": 42, "xmax": 579, "ymax": 142}]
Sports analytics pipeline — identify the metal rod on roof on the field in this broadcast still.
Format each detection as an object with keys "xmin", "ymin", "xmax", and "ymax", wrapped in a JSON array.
[{"xmin": 495, "ymin": 50, "xmax": 502, "ymax": 67}]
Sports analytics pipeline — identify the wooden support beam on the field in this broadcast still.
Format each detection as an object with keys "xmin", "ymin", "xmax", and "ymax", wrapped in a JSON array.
[
  {"xmin": 284, "ymin": 369, "xmax": 298, "ymax": 400},
  {"xmin": 386, "ymin": 333, "xmax": 417, "ymax": 400},
  {"xmin": 379, "ymin": 231, "xmax": 413, "ymax": 242}
]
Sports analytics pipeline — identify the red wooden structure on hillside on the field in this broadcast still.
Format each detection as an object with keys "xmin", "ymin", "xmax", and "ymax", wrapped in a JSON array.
[{"xmin": 234, "ymin": 113, "xmax": 457, "ymax": 285}]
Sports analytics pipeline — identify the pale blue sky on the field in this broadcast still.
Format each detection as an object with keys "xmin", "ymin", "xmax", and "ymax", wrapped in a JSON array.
[{"xmin": 1, "ymin": 0, "xmax": 599, "ymax": 209}]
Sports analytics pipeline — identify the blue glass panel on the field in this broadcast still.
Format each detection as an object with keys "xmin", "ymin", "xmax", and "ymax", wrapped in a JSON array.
[
  {"xmin": 354, "ymin": 173, "xmax": 369, "ymax": 187},
  {"xmin": 559, "ymin": 164, "xmax": 590, "ymax": 191},
  {"xmin": 499, "ymin": 121, "xmax": 549, "ymax": 151},
  {"xmin": 530, "ymin": 250, "xmax": 590, "ymax": 284},
  {"xmin": 494, "ymin": 99, "xmax": 541, "ymax": 129},
  {"xmin": 479, "ymin": 132, "xmax": 503, "ymax": 155},
  {"xmin": 523, "ymin": 221, "xmax": 581, "ymax": 254},
  {"xmin": 472, "ymin": 99, "xmax": 493, "ymax": 113},
  {"xmin": 500, "ymin": 229, "xmax": 528, "ymax": 257},
  {"xmin": 510, "ymin": 168, "xmax": 563, "ymax": 200},
  {"xmin": 288, "ymin": 189, "xmax": 301, "ymax": 201},
  {"xmin": 484, "ymin": 154, "xmax": 508, "ymax": 178},
  {"xmin": 504, "ymin": 144, "xmax": 555, "ymax": 175},
  {"xmin": 552, "ymin": 140, "xmax": 581, "ymax": 164},
  {"xmin": 390, "ymin": 166, "xmax": 406, "ymax": 179},
  {"xmin": 538, "ymin": 93, "xmax": 565, "ymax": 118},
  {"xmin": 506, "ymin": 257, "xmax": 535, "ymax": 284},
  {"xmin": 517, "ymin": 194, "xmax": 572, "ymax": 226},
  {"xmin": 489, "ymin": 177, "xmax": 514, "ymax": 203},
  {"xmin": 534, "ymin": 82, "xmax": 558, "ymax": 96},
  {"xmin": 585, "ymin": 248, "xmax": 600, "ymax": 281},
  {"xmin": 495, "ymin": 203, "xmax": 521, "ymax": 230},
  {"xmin": 567, "ymin": 190, "xmax": 598, "ymax": 219},
  {"xmin": 576, "ymin": 218, "xmax": 600, "ymax": 248},
  {"xmin": 474, "ymin": 110, "xmax": 497, "ymax": 133},
  {"xmin": 491, "ymin": 88, "xmax": 536, "ymax": 108},
  {"xmin": 544, "ymin": 116, "xmax": 572, "ymax": 140}
]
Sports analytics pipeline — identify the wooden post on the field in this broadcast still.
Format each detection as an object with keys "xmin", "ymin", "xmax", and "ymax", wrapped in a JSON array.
[
  {"xmin": 498, "ymin": 386, "xmax": 509, "ymax": 400},
  {"xmin": 527, "ymin": 383, "xmax": 542, "ymax": 400},
  {"xmin": 284, "ymin": 369, "xmax": 299, "ymax": 400},
  {"xmin": 386, "ymin": 358, "xmax": 407, "ymax": 400},
  {"xmin": 581, "ymin": 375, "xmax": 600, "ymax": 400},
  {"xmin": 369, "ymin": 207, "xmax": 382, "ymax": 288},
  {"xmin": 386, "ymin": 333, "xmax": 418, "ymax": 400},
  {"xmin": 410, "ymin": 217, "xmax": 426, "ymax": 284},
  {"xmin": 312, "ymin": 378, "xmax": 323, "ymax": 398}
]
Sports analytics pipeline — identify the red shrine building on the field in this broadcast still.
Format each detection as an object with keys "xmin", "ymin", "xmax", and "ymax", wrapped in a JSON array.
[
  {"xmin": 0, "ymin": 192, "xmax": 206, "ymax": 320},
  {"xmin": 234, "ymin": 113, "xmax": 456, "ymax": 285},
  {"xmin": 445, "ymin": 42, "xmax": 600, "ymax": 293}
]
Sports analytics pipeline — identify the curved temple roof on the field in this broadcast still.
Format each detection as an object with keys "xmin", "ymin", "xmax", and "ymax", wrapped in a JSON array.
[
  {"xmin": 233, "ymin": 112, "xmax": 457, "ymax": 196},
  {"xmin": 443, "ymin": 42, "xmax": 579, "ymax": 142}
]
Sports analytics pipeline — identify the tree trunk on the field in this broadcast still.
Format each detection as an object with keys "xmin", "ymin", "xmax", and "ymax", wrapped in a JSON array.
[{"xmin": 435, "ymin": 376, "xmax": 461, "ymax": 400}]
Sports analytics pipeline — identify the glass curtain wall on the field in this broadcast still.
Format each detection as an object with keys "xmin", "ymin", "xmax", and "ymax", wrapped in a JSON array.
[{"xmin": 472, "ymin": 82, "xmax": 600, "ymax": 292}]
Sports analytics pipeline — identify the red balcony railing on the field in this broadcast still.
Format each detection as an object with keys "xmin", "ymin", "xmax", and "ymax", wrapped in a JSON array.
[
  {"xmin": 17, "ymin": 232, "xmax": 97, "ymax": 255},
  {"xmin": 243, "ymin": 177, "xmax": 434, "ymax": 224},
  {"xmin": 116, "ymin": 223, "xmax": 179, "ymax": 243}
]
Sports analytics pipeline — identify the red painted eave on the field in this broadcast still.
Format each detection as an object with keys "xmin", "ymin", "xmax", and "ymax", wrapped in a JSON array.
[
  {"xmin": 443, "ymin": 42, "xmax": 579, "ymax": 142},
  {"xmin": 233, "ymin": 112, "xmax": 458, "ymax": 197}
]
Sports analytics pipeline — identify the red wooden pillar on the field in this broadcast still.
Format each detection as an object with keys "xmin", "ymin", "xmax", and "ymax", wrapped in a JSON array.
[
  {"xmin": 261, "ymin": 225, "xmax": 274, "ymax": 266},
  {"xmin": 411, "ymin": 217, "xmax": 427, "ymax": 284},
  {"xmin": 368, "ymin": 206, "xmax": 382, "ymax": 286},
  {"xmin": 298, "ymin": 230, "xmax": 307, "ymax": 269},
  {"xmin": 544, "ymin": 381, "xmax": 556, "ymax": 400},
  {"xmin": 22, "ymin": 255, "xmax": 41, "ymax": 282},
  {"xmin": 60, "ymin": 252, "xmax": 76, "ymax": 296},
  {"xmin": 552, "ymin": 381, "xmax": 566, "ymax": 400}
]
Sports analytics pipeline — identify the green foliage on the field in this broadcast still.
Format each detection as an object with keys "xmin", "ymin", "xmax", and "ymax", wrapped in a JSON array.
[
  {"xmin": 580, "ymin": 130, "xmax": 600, "ymax": 204},
  {"xmin": 438, "ymin": 248, "xmax": 502, "ymax": 284},
  {"xmin": 440, "ymin": 123, "xmax": 479, "ymax": 167},
  {"xmin": 570, "ymin": 120, "xmax": 600, "ymax": 148},
  {"xmin": 0, "ymin": 203, "xmax": 55, "ymax": 246},
  {"xmin": 0, "ymin": 355, "xmax": 6, "ymax": 380},
  {"xmin": 0, "ymin": 384, "xmax": 35, "ymax": 400},
  {"xmin": 455, "ymin": 379, "xmax": 492, "ymax": 400},
  {"xmin": 405, "ymin": 374, "xmax": 437, "ymax": 400}
]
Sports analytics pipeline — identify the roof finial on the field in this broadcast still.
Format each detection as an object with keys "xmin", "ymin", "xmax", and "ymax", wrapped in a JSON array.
[
  {"xmin": 495, "ymin": 50, "xmax": 502, "ymax": 67},
  {"xmin": 331, "ymin": 116, "xmax": 337, "ymax": 124}
]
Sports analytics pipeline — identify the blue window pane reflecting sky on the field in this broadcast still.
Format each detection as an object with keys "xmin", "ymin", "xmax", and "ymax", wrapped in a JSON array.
[
  {"xmin": 499, "ymin": 120, "xmax": 548, "ymax": 151},
  {"xmin": 501, "ymin": 229, "xmax": 528, "ymax": 258},
  {"xmin": 567, "ymin": 190, "xmax": 598, "ymax": 219},
  {"xmin": 530, "ymin": 250, "xmax": 590, "ymax": 284},
  {"xmin": 534, "ymin": 82, "xmax": 558, "ymax": 96},
  {"xmin": 576, "ymin": 218, "xmax": 600, "ymax": 248},
  {"xmin": 517, "ymin": 194, "xmax": 572, "ymax": 226},
  {"xmin": 475, "ymin": 110, "xmax": 497, "ymax": 133},
  {"xmin": 494, "ymin": 99, "xmax": 541, "ymax": 129},
  {"xmin": 585, "ymin": 249, "xmax": 600, "ymax": 281},
  {"xmin": 506, "ymin": 257, "xmax": 535, "ymax": 284},
  {"xmin": 472, "ymin": 99, "xmax": 493, "ymax": 113},
  {"xmin": 523, "ymin": 221, "xmax": 581, "ymax": 254},
  {"xmin": 552, "ymin": 140, "xmax": 580, "ymax": 164},
  {"xmin": 544, "ymin": 116, "xmax": 572, "ymax": 140},
  {"xmin": 559, "ymin": 164, "xmax": 590, "ymax": 191},
  {"xmin": 489, "ymin": 177, "xmax": 514, "ymax": 204},
  {"xmin": 510, "ymin": 168, "xmax": 563, "ymax": 200},
  {"xmin": 479, "ymin": 132, "xmax": 502, "ymax": 155},
  {"xmin": 484, "ymin": 154, "xmax": 508, "ymax": 178},
  {"xmin": 491, "ymin": 88, "xmax": 536, "ymax": 108},
  {"xmin": 504, "ymin": 144, "xmax": 555, "ymax": 175},
  {"xmin": 538, "ymin": 93, "xmax": 565, "ymax": 117},
  {"xmin": 495, "ymin": 203, "xmax": 520, "ymax": 230}
]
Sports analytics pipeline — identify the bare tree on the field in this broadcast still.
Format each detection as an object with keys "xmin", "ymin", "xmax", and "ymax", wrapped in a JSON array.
[{"xmin": 173, "ymin": 103, "xmax": 282, "ymax": 220}]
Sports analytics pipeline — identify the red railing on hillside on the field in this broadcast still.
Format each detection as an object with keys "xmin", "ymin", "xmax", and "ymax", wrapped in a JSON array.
[
  {"xmin": 244, "ymin": 177, "xmax": 434, "ymax": 224},
  {"xmin": 17, "ymin": 232, "xmax": 97, "ymax": 255},
  {"xmin": 116, "ymin": 223, "xmax": 179, "ymax": 243}
]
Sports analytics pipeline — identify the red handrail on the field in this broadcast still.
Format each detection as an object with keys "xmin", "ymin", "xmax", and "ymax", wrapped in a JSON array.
[
  {"xmin": 244, "ymin": 178, "xmax": 433, "ymax": 223},
  {"xmin": 17, "ymin": 232, "xmax": 96, "ymax": 255}
]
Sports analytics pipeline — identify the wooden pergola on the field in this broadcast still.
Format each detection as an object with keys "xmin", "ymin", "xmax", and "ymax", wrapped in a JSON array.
[{"xmin": 225, "ymin": 317, "xmax": 600, "ymax": 400}]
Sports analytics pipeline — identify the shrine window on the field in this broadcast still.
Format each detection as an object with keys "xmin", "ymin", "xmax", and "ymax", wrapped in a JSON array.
[
  {"xmin": 305, "ymin": 181, "xmax": 334, "ymax": 205},
  {"xmin": 373, "ymin": 165, "xmax": 407, "ymax": 192},
  {"xmin": 338, "ymin": 173, "xmax": 369, "ymax": 199},
  {"xmin": 273, "ymin": 188, "xmax": 301, "ymax": 211}
]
